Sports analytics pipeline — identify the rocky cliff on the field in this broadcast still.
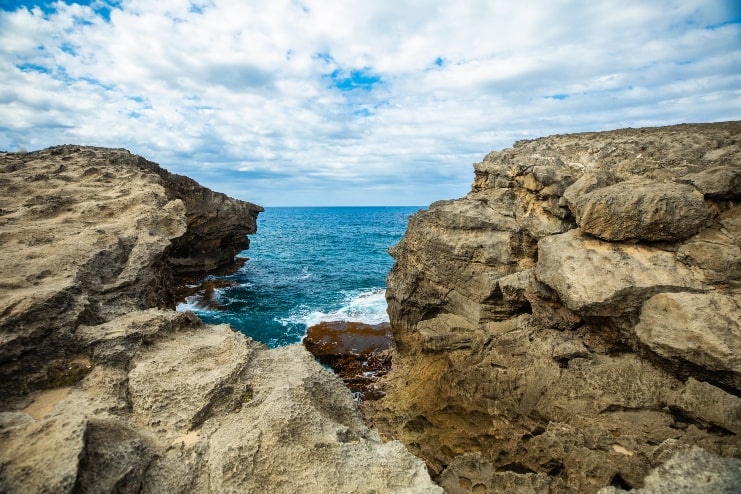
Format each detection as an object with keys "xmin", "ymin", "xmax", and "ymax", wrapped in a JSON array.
[
  {"xmin": 365, "ymin": 122, "xmax": 741, "ymax": 493},
  {"xmin": 0, "ymin": 146, "xmax": 440, "ymax": 493}
]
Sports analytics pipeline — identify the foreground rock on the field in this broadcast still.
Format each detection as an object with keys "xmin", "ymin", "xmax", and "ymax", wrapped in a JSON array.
[
  {"xmin": 365, "ymin": 122, "xmax": 741, "ymax": 492},
  {"xmin": 0, "ymin": 146, "xmax": 439, "ymax": 493}
]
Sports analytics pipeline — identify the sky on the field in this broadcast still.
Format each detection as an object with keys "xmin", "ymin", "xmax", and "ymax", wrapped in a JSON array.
[{"xmin": 1, "ymin": 1, "xmax": 740, "ymax": 206}]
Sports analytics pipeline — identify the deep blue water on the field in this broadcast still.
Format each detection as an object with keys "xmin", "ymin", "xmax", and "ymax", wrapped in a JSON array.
[{"xmin": 177, "ymin": 206, "xmax": 422, "ymax": 347}]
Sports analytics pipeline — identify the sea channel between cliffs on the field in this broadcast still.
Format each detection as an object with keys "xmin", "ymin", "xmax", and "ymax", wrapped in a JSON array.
[{"xmin": 1, "ymin": 121, "xmax": 740, "ymax": 493}]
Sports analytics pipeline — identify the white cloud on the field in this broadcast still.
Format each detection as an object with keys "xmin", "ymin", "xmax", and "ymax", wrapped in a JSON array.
[{"xmin": 1, "ymin": 0, "xmax": 739, "ymax": 206}]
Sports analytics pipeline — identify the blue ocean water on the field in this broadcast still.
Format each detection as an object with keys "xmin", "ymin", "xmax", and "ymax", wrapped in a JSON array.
[{"xmin": 177, "ymin": 206, "xmax": 421, "ymax": 347}]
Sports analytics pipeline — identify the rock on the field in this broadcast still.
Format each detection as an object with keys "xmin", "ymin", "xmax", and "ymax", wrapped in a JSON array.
[
  {"xmin": 599, "ymin": 446, "xmax": 741, "ymax": 494},
  {"xmin": 669, "ymin": 378, "xmax": 741, "ymax": 435},
  {"xmin": 676, "ymin": 205, "xmax": 741, "ymax": 284},
  {"xmin": 0, "ymin": 146, "xmax": 261, "ymax": 399},
  {"xmin": 303, "ymin": 320, "xmax": 393, "ymax": 360},
  {"xmin": 562, "ymin": 170, "xmax": 619, "ymax": 208},
  {"xmin": 634, "ymin": 292, "xmax": 741, "ymax": 389},
  {"xmin": 535, "ymin": 229, "xmax": 706, "ymax": 316},
  {"xmin": 417, "ymin": 313, "xmax": 480, "ymax": 351},
  {"xmin": 128, "ymin": 322, "xmax": 256, "ymax": 434},
  {"xmin": 439, "ymin": 452, "xmax": 570, "ymax": 494},
  {"xmin": 203, "ymin": 345, "xmax": 441, "ymax": 493},
  {"xmin": 681, "ymin": 166, "xmax": 741, "ymax": 199},
  {"xmin": 0, "ymin": 146, "xmax": 439, "ymax": 493},
  {"xmin": 497, "ymin": 268, "xmax": 533, "ymax": 305},
  {"xmin": 111, "ymin": 148, "xmax": 263, "ymax": 275},
  {"xmin": 0, "ymin": 413, "xmax": 87, "ymax": 493},
  {"xmin": 366, "ymin": 122, "xmax": 741, "ymax": 493},
  {"xmin": 303, "ymin": 320, "xmax": 395, "ymax": 400},
  {"xmin": 570, "ymin": 180, "xmax": 710, "ymax": 242}
]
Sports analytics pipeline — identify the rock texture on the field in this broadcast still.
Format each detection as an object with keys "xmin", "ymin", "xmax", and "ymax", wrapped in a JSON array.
[
  {"xmin": 0, "ymin": 146, "xmax": 439, "ymax": 493},
  {"xmin": 365, "ymin": 122, "xmax": 741, "ymax": 493}
]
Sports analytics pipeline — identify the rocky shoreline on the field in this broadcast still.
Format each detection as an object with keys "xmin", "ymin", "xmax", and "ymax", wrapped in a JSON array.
[
  {"xmin": 0, "ymin": 146, "xmax": 440, "ymax": 493},
  {"xmin": 364, "ymin": 121, "xmax": 741, "ymax": 492},
  {"xmin": 1, "ymin": 123, "xmax": 739, "ymax": 493}
]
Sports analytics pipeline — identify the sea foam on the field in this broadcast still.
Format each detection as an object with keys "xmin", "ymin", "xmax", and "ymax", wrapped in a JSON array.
[{"xmin": 280, "ymin": 289, "xmax": 389, "ymax": 328}]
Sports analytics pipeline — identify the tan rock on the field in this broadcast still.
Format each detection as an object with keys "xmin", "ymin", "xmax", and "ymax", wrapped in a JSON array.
[
  {"xmin": 128, "ymin": 323, "xmax": 257, "ymax": 435},
  {"xmin": 562, "ymin": 169, "xmax": 619, "ymax": 208},
  {"xmin": 204, "ymin": 345, "xmax": 442, "ymax": 494},
  {"xmin": 535, "ymin": 229, "xmax": 706, "ymax": 316},
  {"xmin": 677, "ymin": 205, "xmax": 741, "ymax": 284},
  {"xmin": 0, "ymin": 146, "xmax": 261, "ymax": 399},
  {"xmin": 0, "ymin": 146, "xmax": 439, "ymax": 493},
  {"xmin": 570, "ymin": 180, "xmax": 710, "ymax": 242},
  {"xmin": 669, "ymin": 378, "xmax": 741, "ymax": 435},
  {"xmin": 635, "ymin": 292, "xmax": 741, "ymax": 388},
  {"xmin": 0, "ymin": 413, "xmax": 88, "ymax": 493},
  {"xmin": 599, "ymin": 446, "xmax": 741, "ymax": 494},
  {"xmin": 418, "ymin": 313, "xmax": 479, "ymax": 351},
  {"xmin": 681, "ymin": 165, "xmax": 741, "ymax": 199},
  {"xmin": 371, "ymin": 122, "xmax": 741, "ymax": 493}
]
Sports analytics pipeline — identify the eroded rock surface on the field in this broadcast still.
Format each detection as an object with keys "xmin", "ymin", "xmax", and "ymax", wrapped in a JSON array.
[
  {"xmin": 0, "ymin": 146, "xmax": 438, "ymax": 493},
  {"xmin": 366, "ymin": 122, "xmax": 741, "ymax": 492}
]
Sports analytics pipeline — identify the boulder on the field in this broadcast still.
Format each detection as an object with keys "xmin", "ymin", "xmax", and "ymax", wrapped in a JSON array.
[
  {"xmin": 303, "ymin": 320, "xmax": 395, "ymax": 400},
  {"xmin": 634, "ymin": 292, "xmax": 741, "ymax": 388},
  {"xmin": 535, "ymin": 229, "xmax": 705, "ymax": 316},
  {"xmin": 681, "ymin": 166, "xmax": 741, "ymax": 199},
  {"xmin": 570, "ymin": 180, "xmax": 710, "ymax": 242},
  {"xmin": 599, "ymin": 446, "xmax": 741, "ymax": 494}
]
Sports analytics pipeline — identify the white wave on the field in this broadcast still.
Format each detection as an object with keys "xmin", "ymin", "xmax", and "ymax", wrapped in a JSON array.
[
  {"xmin": 278, "ymin": 289, "xmax": 389, "ymax": 328},
  {"xmin": 175, "ymin": 295, "xmax": 203, "ymax": 313},
  {"xmin": 175, "ymin": 294, "xmax": 220, "ymax": 314}
]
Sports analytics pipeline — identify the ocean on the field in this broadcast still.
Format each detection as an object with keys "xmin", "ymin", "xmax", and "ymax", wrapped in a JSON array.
[{"xmin": 177, "ymin": 206, "xmax": 422, "ymax": 347}]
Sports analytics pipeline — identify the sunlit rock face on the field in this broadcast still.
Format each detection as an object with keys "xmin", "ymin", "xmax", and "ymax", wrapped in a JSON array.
[
  {"xmin": 366, "ymin": 122, "xmax": 741, "ymax": 493},
  {"xmin": 0, "ymin": 146, "xmax": 440, "ymax": 494}
]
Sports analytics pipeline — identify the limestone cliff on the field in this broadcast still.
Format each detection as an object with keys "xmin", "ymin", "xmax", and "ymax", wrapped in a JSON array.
[
  {"xmin": 0, "ymin": 146, "xmax": 440, "ymax": 493},
  {"xmin": 366, "ymin": 122, "xmax": 741, "ymax": 493}
]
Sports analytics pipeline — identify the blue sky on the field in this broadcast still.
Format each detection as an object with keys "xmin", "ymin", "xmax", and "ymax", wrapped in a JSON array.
[{"xmin": 1, "ymin": 1, "xmax": 740, "ymax": 206}]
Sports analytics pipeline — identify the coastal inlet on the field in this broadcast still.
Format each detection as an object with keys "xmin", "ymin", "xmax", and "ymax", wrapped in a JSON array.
[{"xmin": 175, "ymin": 206, "xmax": 420, "ymax": 392}]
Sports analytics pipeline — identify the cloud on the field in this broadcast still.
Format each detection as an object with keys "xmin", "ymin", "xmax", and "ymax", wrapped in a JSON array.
[{"xmin": 1, "ymin": 0, "xmax": 739, "ymax": 206}]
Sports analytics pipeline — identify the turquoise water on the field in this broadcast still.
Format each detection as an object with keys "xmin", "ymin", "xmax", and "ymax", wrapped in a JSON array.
[{"xmin": 177, "ymin": 206, "xmax": 421, "ymax": 347}]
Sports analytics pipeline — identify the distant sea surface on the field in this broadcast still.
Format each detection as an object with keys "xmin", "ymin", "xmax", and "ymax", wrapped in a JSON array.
[{"xmin": 177, "ymin": 206, "xmax": 422, "ymax": 347}]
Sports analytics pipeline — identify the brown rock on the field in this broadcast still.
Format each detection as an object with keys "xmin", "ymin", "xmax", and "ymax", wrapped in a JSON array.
[
  {"xmin": 303, "ymin": 320, "xmax": 393, "ymax": 359},
  {"xmin": 303, "ymin": 321, "xmax": 394, "ymax": 400}
]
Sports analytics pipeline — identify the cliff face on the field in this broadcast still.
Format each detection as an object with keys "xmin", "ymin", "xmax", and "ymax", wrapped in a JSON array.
[
  {"xmin": 0, "ymin": 145, "xmax": 262, "ymax": 397},
  {"xmin": 367, "ymin": 122, "xmax": 741, "ymax": 492},
  {"xmin": 0, "ymin": 146, "xmax": 440, "ymax": 493}
]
